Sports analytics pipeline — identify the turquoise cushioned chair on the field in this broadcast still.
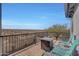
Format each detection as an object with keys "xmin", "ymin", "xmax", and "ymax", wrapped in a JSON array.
[{"xmin": 51, "ymin": 37, "xmax": 79, "ymax": 56}]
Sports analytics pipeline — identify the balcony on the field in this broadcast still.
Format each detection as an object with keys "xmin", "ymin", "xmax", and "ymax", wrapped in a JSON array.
[{"xmin": 0, "ymin": 31, "xmax": 69, "ymax": 56}]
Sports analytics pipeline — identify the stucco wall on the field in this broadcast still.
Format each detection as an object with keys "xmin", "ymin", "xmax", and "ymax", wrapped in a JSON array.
[{"xmin": 72, "ymin": 5, "xmax": 79, "ymax": 39}]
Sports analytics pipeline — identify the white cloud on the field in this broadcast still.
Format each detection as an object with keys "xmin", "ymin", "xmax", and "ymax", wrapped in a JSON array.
[
  {"xmin": 2, "ymin": 18, "xmax": 48, "ymax": 29},
  {"xmin": 39, "ymin": 16, "xmax": 48, "ymax": 19},
  {"xmin": 2, "ymin": 20, "xmax": 46, "ymax": 29},
  {"xmin": 26, "ymin": 22, "xmax": 46, "ymax": 26}
]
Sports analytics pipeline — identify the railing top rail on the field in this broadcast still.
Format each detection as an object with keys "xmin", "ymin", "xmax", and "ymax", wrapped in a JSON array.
[
  {"xmin": 0, "ymin": 31, "xmax": 48, "ymax": 37},
  {"xmin": 0, "ymin": 31, "xmax": 69, "ymax": 37}
]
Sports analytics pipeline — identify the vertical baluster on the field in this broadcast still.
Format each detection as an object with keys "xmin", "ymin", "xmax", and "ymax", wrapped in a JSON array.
[
  {"xmin": 20, "ymin": 34, "xmax": 21, "ymax": 49},
  {"xmin": 25, "ymin": 34, "xmax": 27, "ymax": 47},
  {"xmin": 19, "ymin": 34, "xmax": 21, "ymax": 49},
  {"xmin": 16, "ymin": 35, "xmax": 18, "ymax": 50},
  {"xmin": 13, "ymin": 35, "xmax": 15, "ymax": 52},
  {"xmin": 14, "ymin": 35, "xmax": 16, "ymax": 52},
  {"xmin": 25, "ymin": 34, "xmax": 26, "ymax": 47},
  {"xmin": 16, "ymin": 35, "xmax": 18, "ymax": 51},
  {"xmin": 2, "ymin": 36, "xmax": 3, "ymax": 56},
  {"xmin": 10, "ymin": 35, "xmax": 12, "ymax": 53},
  {"xmin": 33, "ymin": 33, "xmax": 36, "ymax": 44},
  {"xmin": 22, "ymin": 34, "xmax": 24, "ymax": 48},
  {"xmin": 7, "ymin": 36, "xmax": 9, "ymax": 55},
  {"xmin": 12, "ymin": 35, "xmax": 14, "ymax": 53},
  {"xmin": 15, "ymin": 35, "xmax": 17, "ymax": 50},
  {"xmin": 17, "ymin": 35, "xmax": 18, "ymax": 50},
  {"xmin": 18, "ymin": 35, "xmax": 20, "ymax": 49},
  {"xmin": 9, "ymin": 36, "xmax": 10, "ymax": 54},
  {"xmin": 24, "ymin": 34, "xmax": 25, "ymax": 47},
  {"xmin": 20, "ymin": 35, "xmax": 22, "ymax": 48},
  {"xmin": 22, "ymin": 34, "xmax": 23, "ymax": 48},
  {"xmin": 5, "ymin": 36, "xmax": 7, "ymax": 55},
  {"xmin": 6, "ymin": 36, "xmax": 7, "ymax": 54},
  {"xmin": 18, "ymin": 35, "xmax": 20, "ymax": 50},
  {"xmin": 7, "ymin": 36, "xmax": 9, "ymax": 54},
  {"xmin": 36, "ymin": 33, "xmax": 37, "ymax": 43},
  {"xmin": 23, "ymin": 34, "xmax": 25, "ymax": 47}
]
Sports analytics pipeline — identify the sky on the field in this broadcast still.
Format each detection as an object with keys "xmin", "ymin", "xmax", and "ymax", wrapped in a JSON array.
[{"xmin": 2, "ymin": 3, "xmax": 70, "ymax": 29}]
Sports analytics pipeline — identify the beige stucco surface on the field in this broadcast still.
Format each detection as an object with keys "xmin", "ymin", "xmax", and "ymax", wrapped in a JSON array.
[{"xmin": 72, "ymin": 5, "xmax": 79, "ymax": 39}]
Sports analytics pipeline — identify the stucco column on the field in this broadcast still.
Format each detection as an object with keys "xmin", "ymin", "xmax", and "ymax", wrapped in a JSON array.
[{"xmin": 72, "ymin": 5, "xmax": 79, "ymax": 39}]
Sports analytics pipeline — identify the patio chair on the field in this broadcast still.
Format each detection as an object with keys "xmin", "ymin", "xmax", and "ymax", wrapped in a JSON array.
[
  {"xmin": 54, "ymin": 35, "xmax": 75, "ymax": 48},
  {"xmin": 50, "ymin": 38, "xmax": 79, "ymax": 56}
]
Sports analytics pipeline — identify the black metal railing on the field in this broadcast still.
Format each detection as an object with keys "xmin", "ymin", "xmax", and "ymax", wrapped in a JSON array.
[{"xmin": 0, "ymin": 32, "xmax": 49, "ymax": 56}]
